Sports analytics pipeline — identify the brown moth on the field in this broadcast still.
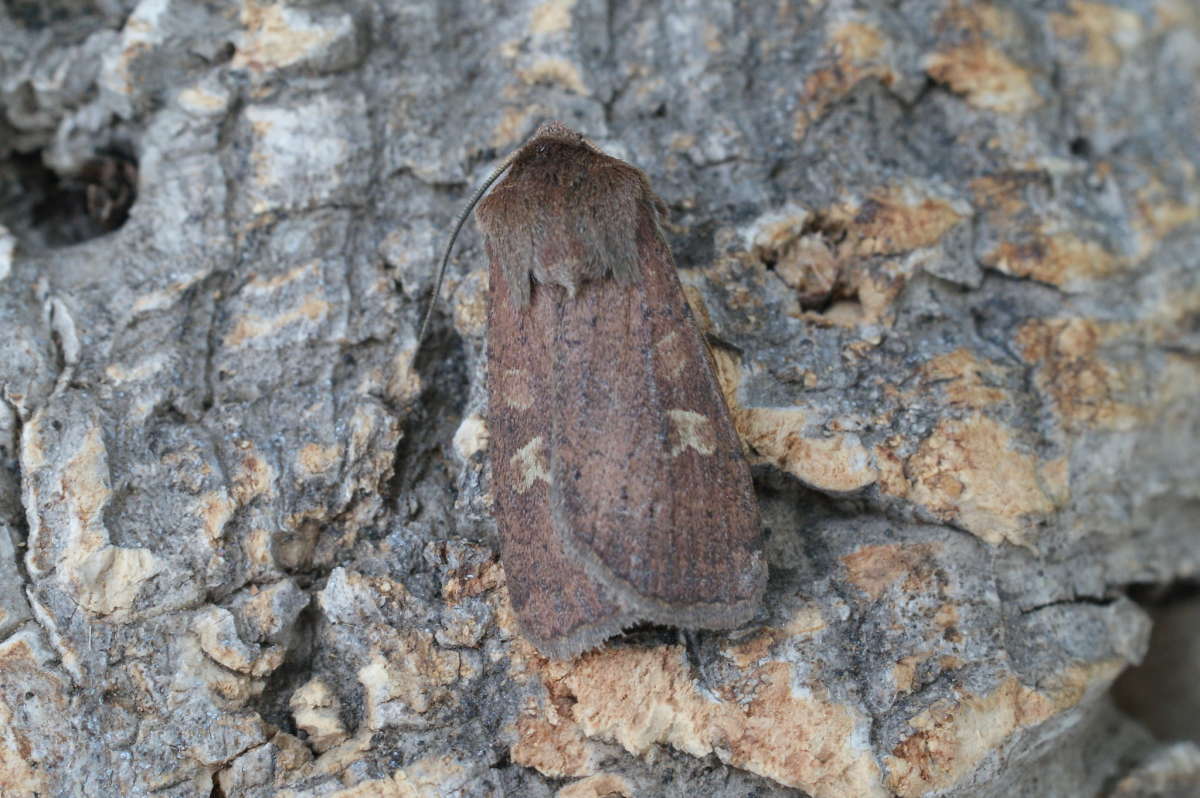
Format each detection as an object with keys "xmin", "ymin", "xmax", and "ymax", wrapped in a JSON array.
[{"xmin": 425, "ymin": 121, "xmax": 765, "ymax": 659}]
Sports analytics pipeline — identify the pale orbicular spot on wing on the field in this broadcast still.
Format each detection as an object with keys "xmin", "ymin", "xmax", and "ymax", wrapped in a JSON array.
[
  {"xmin": 654, "ymin": 330, "xmax": 688, "ymax": 380},
  {"xmin": 501, "ymin": 367, "xmax": 535, "ymax": 410}
]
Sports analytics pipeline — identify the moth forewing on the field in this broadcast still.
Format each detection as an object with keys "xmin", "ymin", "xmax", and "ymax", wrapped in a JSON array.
[{"xmin": 471, "ymin": 121, "xmax": 765, "ymax": 658}]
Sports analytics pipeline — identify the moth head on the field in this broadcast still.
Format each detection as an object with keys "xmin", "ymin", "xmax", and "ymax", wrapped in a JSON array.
[{"xmin": 530, "ymin": 120, "xmax": 587, "ymax": 149}]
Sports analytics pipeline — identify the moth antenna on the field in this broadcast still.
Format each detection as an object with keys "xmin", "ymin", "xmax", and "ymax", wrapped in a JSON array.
[{"xmin": 415, "ymin": 153, "xmax": 519, "ymax": 353}]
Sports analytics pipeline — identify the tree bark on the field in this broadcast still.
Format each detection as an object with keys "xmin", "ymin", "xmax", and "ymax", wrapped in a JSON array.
[{"xmin": 1, "ymin": 1, "xmax": 1198, "ymax": 796}]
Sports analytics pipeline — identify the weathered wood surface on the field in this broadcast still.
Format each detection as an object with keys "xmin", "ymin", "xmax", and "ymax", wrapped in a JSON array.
[{"xmin": 1, "ymin": 1, "xmax": 1197, "ymax": 796}]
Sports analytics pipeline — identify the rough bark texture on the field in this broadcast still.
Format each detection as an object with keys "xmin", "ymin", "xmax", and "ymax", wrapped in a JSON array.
[{"xmin": 1, "ymin": 1, "xmax": 1198, "ymax": 797}]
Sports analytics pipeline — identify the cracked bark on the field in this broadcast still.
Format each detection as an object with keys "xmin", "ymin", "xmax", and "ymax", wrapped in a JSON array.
[{"xmin": 0, "ymin": 1, "xmax": 1198, "ymax": 797}]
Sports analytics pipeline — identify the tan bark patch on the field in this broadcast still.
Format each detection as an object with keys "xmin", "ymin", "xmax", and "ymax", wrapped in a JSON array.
[
  {"xmin": 556, "ymin": 773, "xmax": 635, "ymax": 798},
  {"xmin": 1133, "ymin": 175, "xmax": 1200, "ymax": 256},
  {"xmin": 452, "ymin": 414, "xmax": 489, "ymax": 459},
  {"xmin": 751, "ymin": 187, "xmax": 962, "ymax": 328},
  {"xmin": 885, "ymin": 661, "xmax": 1125, "ymax": 796},
  {"xmin": 873, "ymin": 438, "xmax": 909, "ymax": 499},
  {"xmin": 905, "ymin": 414, "xmax": 1057, "ymax": 547},
  {"xmin": 297, "ymin": 442, "xmax": 340, "ymax": 475},
  {"xmin": 531, "ymin": 0, "xmax": 576, "ymax": 35},
  {"xmin": 231, "ymin": 446, "xmax": 275, "ymax": 504},
  {"xmin": 1016, "ymin": 318, "xmax": 1144, "ymax": 431},
  {"xmin": 1050, "ymin": 0, "xmax": 1143, "ymax": 69},
  {"xmin": 519, "ymin": 57, "xmax": 588, "ymax": 94},
  {"xmin": 920, "ymin": 349, "xmax": 1009, "ymax": 409},
  {"xmin": 358, "ymin": 633, "xmax": 461, "ymax": 728},
  {"xmin": 452, "ymin": 268, "xmax": 488, "ymax": 339},
  {"xmin": 442, "ymin": 560, "xmax": 505, "ymax": 605},
  {"xmin": 842, "ymin": 543, "xmax": 941, "ymax": 601},
  {"xmin": 971, "ymin": 176, "xmax": 1125, "ymax": 287},
  {"xmin": 824, "ymin": 188, "xmax": 967, "ymax": 257},
  {"xmin": 924, "ymin": 43, "xmax": 1041, "ymax": 114},
  {"xmin": 984, "ymin": 234, "xmax": 1118, "ymax": 286},
  {"xmin": 323, "ymin": 754, "xmax": 470, "ymax": 797},
  {"xmin": 60, "ymin": 424, "xmax": 111, "ymax": 538},
  {"xmin": 739, "ymin": 408, "xmax": 877, "ymax": 492},
  {"xmin": 511, "ymin": 702, "xmax": 601, "ymax": 779},
  {"xmin": 793, "ymin": 21, "xmax": 897, "ymax": 140},
  {"xmin": 491, "ymin": 105, "xmax": 541, "ymax": 149},
  {"xmin": 0, "ymin": 631, "xmax": 61, "ymax": 797},
  {"xmin": 892, "ymin": 654, "xmax": 927, "ymax": 695},
  {"xmin": 289, "ymin": 678, "xmax": 349, "ymax": 753},
  {"xmin": 550, "ymin": 647, "xmax": 886, "ymax": 798},
  {"xmin": 224, "ymin": 295, "xmax": 330, "ymax": 348},
  {"xmin": 234, "ymin": 2, "xmax": 351, "ymax": 72}
]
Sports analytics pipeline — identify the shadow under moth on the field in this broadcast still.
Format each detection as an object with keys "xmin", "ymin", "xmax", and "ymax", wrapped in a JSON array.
[{"xmin": 424, "ymin": 121, "xmax": 765, "ymax": 659}]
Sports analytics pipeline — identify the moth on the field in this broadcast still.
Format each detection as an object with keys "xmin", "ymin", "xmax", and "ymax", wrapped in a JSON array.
[{"xmin": 424, "ymin": 121, "xmax": 765, "ymax": 658}]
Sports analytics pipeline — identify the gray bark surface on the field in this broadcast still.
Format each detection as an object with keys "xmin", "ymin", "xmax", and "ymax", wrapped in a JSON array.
[{"xmin": 1, "ymin": 1, "xmax": 1198, "ymax": 797}]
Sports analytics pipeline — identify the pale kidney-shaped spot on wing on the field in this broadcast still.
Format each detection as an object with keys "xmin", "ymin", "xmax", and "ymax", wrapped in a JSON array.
[
  {"xmin": 667, "ymin": 410, "xmax": 717, "ymax": 457},
  {"xmin": 511, "ymin": 436, "xmax": 551, "ymax": 492}
]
